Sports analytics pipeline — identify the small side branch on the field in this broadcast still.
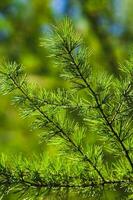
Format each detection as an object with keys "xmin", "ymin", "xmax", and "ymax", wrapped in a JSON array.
[
  {"xmin": 66, "ymin": 49, "xmax": 133, "ymax": 171},
  {"xmin": 9, "ymin": 75, "xmax": 105, "ymax": 182}
]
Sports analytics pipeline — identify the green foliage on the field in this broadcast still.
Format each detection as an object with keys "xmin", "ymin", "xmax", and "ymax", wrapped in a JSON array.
[{"xmin": 0, "ymin": 19, "xmax": 133, "ymax": 197}]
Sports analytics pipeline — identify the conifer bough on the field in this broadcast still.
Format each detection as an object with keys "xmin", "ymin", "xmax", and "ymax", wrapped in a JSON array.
[{"xmin": 0, "ymin": 19, "xmax": 133, "ymax": 193}]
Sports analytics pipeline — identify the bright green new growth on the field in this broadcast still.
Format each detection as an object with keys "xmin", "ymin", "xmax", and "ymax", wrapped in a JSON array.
[{"xmin": 0, "ymin": 19, "xmax": 133, "ymax": 195}]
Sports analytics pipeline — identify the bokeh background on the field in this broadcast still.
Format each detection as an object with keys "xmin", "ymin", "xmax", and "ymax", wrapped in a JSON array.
[{"xmin": 0, "ymin": 0, "xmax": 133, "ymax": 158}]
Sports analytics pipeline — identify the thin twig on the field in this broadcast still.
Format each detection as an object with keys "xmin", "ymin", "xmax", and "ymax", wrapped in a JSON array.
[
  {"xmin": 9, "ymin": 75, "xmax": 105, "ymax": 182},
  {"xmin": 66, "ymin": 48, "xmax": 133, "ymax": 171}
]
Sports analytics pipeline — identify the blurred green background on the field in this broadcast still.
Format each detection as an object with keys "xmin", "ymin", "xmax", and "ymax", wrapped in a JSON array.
[{"xmin": 0, "ymin": 0, "xmax": 133, "ymax": 157}]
